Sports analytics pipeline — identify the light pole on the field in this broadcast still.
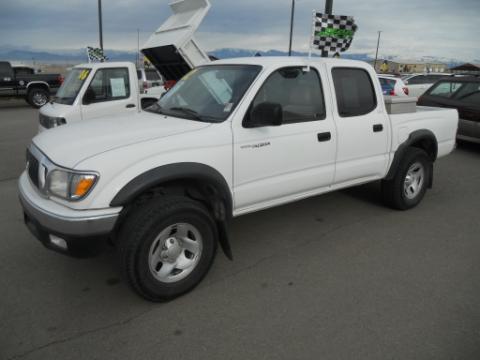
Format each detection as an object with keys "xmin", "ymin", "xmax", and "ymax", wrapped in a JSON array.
[
  {"xmin": 374, "ymin": 31, "xmax": 382, "ymax": 72},
  {"xmin": 288, "ymin": 0, "xmax": 295, "ymax": 56},
  {"xmin": 98, "ymin": 0, "xmax": 104, "ymax": 51},
  {"xmin": 321, "ymin": 0, "xmax": 334, "ymax": 57}
]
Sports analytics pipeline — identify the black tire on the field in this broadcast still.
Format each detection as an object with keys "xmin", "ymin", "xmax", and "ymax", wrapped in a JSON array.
[
  {"xmin": 117, "ymin": 196, "xmax": 217, "ymax": 301},
  {"xmin": 27, "ymin": 87, "xmax": 49, "ymax": 108},
  {"xmin": 382, "ymin": 147, "xmax": 431, "ymax": 210}
]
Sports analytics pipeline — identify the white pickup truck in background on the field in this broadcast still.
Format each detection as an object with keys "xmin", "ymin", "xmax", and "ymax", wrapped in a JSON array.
[
  {"xmin": 38, "ymin": 0, "xmax": 212, "ymax": 131},
  {"xmin": 19, "ymin": 56, "xmax": 458, "ymax": 301},
  {"xmin": 38, "ymin": 62, "xmax": 164, "ymax": 131}
]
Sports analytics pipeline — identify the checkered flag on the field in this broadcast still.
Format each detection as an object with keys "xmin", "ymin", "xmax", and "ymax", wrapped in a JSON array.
[
  {"xmin": 313, "ymin": 13, "xmax": 358, "ymax": 55},
  {"xmin": 86, "ymin": 46, "xmax": 108, "ymax": 62}
]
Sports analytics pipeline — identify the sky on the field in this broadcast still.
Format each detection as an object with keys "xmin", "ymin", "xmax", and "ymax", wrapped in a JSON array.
[{"xmin": 0, "ymin": 0, "xmax": 479, "ymax": 61}]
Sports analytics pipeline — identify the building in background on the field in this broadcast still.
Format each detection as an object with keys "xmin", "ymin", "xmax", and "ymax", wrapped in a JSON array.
[
  {"xmin": 371, "ymin": 59, "xmax": 448, "ymax": 74},
  {"xmin": 449, "ymin": 63, "xmax": 480, "ymax": 75}
]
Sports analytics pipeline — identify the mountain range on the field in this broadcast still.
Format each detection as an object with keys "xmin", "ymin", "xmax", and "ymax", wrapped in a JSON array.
[{"xmin": 0, "ymin": 46, "xmax": 472, "ymax": 68}]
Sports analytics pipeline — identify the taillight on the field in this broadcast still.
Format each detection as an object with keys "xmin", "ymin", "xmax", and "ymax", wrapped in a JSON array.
[
  {"xmin": 403, "ymin": 87, "xmax": 409, "ymax": 95},
  {"xmin": 143, "ymin": 81, "xmax": 149, "ymax": 90},
  {"xmin": 57, "ymin": 75, "xmax": 64, "ymax": 84},
  {"xmin": 164, "ymin": 80, "xmax": 177, "ymax": 91},
  {"xmin": 389, "ymin": 89, "xmax": 395, "ymax": 96}
]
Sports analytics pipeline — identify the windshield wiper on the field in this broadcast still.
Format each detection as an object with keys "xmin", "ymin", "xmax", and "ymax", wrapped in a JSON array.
[
  {"xmin": 168, "ymin": 107, "xmax": 206, "ymax": 121},
  {"xmin": 144, "ymin": 102, "xmax": 165, "ymax": 115}
]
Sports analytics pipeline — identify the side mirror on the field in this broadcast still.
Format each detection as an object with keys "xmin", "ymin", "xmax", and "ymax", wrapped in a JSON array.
[
  {"xmin": 244, "ymin": 102, "xmax": 283, "ymax": 128},
  {"xmin": 83, "ymin": 88, "xmax": 95, "ymax": 105}
]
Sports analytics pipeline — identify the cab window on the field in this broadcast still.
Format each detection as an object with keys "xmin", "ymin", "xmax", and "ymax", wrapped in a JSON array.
[
  {"xmin": 85, "ymin": 68, "xmax": 130, "ymax": 103},
  {"xmin": 249, "ymin": 67, "xmax": 326, "ymax": 125}
]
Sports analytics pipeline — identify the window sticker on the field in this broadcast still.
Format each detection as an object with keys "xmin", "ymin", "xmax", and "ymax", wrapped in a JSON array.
[
  {"xmin": 110, "ymin": 78, "xmax": 127, "ymax": 97},
  {"xmin": 78, "ymin": 69, "xmax": 90, "ymax": 81}
]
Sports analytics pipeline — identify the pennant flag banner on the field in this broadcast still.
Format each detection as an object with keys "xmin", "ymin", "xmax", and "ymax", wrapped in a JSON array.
[
  {"xmin": 313, "ymin": 13, "xmax": 358, "ymax": 54},
  {"xmin": 86, "ymin": 46, "xmax": 108, "ymax": 62}
]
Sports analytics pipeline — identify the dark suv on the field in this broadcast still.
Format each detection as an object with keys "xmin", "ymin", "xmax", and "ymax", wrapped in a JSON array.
[{"xmin": 418, "ymin": 77, "xmax": 480, "ymax": 143}]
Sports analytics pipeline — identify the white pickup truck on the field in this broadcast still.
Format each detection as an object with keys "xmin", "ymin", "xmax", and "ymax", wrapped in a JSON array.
[
  {"xmin": 38, "ymin": 62, "xmax": 164, "ymax": 131},
  {"xmin": 19, "ymin": 57, "xmax": 458, "ymax": 301},
  {"xmin": 38, "ymin": 0, "xmax": 211, "ymax": 131}
]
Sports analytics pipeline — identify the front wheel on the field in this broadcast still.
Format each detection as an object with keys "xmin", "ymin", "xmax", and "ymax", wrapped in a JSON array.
[
  {"xmin": 27, "ymin": 88, "xmax": 49, "ymax": 108},
  {"xmin": 117, "ymin": 196, "xmax": 217, "ymax": 301},
  {"xmin": 382, "ymin": 147, "xmax": 431, "ymax": 210}
]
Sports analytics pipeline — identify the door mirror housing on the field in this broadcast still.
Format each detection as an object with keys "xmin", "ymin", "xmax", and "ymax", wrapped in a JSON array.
[{"xmin": 244, "ymin": 102, "xmax": 283, "ymax": 128}]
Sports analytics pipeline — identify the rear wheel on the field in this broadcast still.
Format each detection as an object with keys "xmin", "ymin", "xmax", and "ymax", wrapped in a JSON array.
[
  {"xmin": 382, "ymin": 147, "xmax": 431, "ymax": 210},
  {"xmin": 27, "ymin": 88, "xmax": 49, "ymax": 108},
  {"xmin": 117, "ymin": 196, "xmax": 217, "ymax": 301}
]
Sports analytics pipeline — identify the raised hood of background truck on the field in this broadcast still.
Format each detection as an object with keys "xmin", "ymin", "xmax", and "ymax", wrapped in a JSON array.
[{"xmin": 142, "ymin": 0, "xmax": 211, "ymax": 81}]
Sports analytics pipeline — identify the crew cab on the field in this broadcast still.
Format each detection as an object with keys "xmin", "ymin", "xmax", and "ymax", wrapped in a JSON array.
[
  {"xmin": 0, "ymin": 61, "xmax": 63, "ymax": 108},
  {"xmin": 38, "ymin": 62, "xmax": 164, "ymax": 131},
  {"xmin": 19, "ymin": 57, "xmax": 458, "ymax": 301}
]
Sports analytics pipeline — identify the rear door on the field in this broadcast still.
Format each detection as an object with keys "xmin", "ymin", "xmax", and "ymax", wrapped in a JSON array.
[
  {"xmin": 0, "ymin": 62, "xmax": 16, "ymax": 96},
  {"xmin": 233, "ymin": 65, "xmax": 337, "ymax": 212},
  {"xmin": 80, "ymin": 67, "xmax": 138, "ymax": 120},
  {"xmin": 327, "ymin": 66, "xmax": 390, "ymax": 185}
]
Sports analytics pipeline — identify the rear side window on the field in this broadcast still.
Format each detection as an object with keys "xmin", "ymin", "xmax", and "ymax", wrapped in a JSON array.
[
  {"xmin": 0, "ymin": 62, "xmax": 12, "ymax": 77},
  {"xmin": 379, "ymin": 77, "xmax": 396, "ymax": 95},
  {"xmin": 146, "ymin": 69, "xmax": 161, "ymax": 81},
  {"xmin": 332, "ymin": 68, "xmax": 377, "ymax": 117},
  {"xmin": 429, "ymin": 81, "xmax": 463, "ymax": 98},
  {"xmin": 407, "ymin": 75, "xmax": 427, "ymax": 85}
]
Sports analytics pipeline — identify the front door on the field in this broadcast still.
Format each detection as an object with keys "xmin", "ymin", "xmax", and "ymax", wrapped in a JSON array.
[
  {"xmin": 80, "ymin": 67, "xmax": 137, "ymax": 120},
  {"xmin": 233, "ymin": 66, "xmax": 336, "ymax": 213}
]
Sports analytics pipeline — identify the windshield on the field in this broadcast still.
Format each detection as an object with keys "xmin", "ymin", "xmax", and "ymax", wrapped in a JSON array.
[
  {"xmin": 146, "ymin": 65, "xmax": 262, "ymax": 123},
  {"xmin": 54, "ymin": 68, "xmax": 90, "ymax": 105}
]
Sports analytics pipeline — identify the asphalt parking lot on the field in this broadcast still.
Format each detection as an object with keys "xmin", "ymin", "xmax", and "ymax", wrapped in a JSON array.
[{"xmin": 1, "ymin": 99, "xmax": 480, "ymax": 360}]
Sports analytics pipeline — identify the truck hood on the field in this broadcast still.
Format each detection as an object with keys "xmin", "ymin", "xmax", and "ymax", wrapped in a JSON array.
[{"xmin": 33, "ymin": 111, "xmax": 210, "ymax": 168}]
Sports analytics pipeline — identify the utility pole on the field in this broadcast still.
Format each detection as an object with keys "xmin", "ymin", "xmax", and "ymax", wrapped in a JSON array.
[
  {"xmin": 321, "ymin": 0, "xmax": 333, "ymax": 57},
  {"xmin": 288, "ymin": 0, "xmax": 295, "ymax": 56},
  {"xmin": 137, "ymin": 28, "xmax": 140, "ymax": 67},
  {"xmin": 98, "ymin": 0, "xmax": 104, "ymax": 51},
  {"xmin": 374, "ymin": 31, "xmax": 382, "ymax": 72}
]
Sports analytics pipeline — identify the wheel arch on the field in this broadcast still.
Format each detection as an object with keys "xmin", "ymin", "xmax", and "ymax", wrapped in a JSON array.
[
  {"xmin": 385, "ymin": 129, "xmax": 437, "ymax": 181},
  {"xmin": 26, "ymin": 81, "xmax": 50, "ymax": 91},
  {"xmin": 110, "ymin": 162, "xmax": 234, "ymax": 259}
]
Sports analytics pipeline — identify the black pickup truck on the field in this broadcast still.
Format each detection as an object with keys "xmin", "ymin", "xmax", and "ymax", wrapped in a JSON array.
[{"xmin": 0, "ymin": 61, "xmax": 63, "ymax": 108}]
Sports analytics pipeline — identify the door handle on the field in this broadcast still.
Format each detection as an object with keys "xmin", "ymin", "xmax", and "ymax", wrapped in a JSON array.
[
  {"xmin": 373, "ymin": 124, "xmax": 383, "ymax": 132},
  {"xmin": 317, "ymin": 132, "xmax": 331, "ymax": 142},
  {"xmin": 126, "ymin": 104, "xmax": 136, "ymax": 108}
]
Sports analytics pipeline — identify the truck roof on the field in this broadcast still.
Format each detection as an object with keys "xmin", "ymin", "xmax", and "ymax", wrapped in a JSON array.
[
  {"xmin": 207, "ymin": 56, "xmax": 370, "ymax": 68},
  {"xmin": 73, "ymin": 62, "xmax": 135, "ymax": 69}
]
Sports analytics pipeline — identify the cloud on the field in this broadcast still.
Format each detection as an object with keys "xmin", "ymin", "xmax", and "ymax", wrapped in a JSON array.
[{"xmin": 0, "ymin": 0, "xmax": 478, "ymax": 61}]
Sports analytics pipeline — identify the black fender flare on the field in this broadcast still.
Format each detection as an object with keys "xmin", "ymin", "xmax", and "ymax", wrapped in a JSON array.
[
  {"xmin": 111, "ymin": 162, "xmax": 234, "ymax": 260},
  {"xmin": 385, "ymin": 129, "xmax": 438, "ymax": 186}
]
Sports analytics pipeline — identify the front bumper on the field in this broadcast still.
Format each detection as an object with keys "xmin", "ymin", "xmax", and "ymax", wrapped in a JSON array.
[{"xmin": 18, "ymin": 172, "xmax": 122, "ymax": 257}]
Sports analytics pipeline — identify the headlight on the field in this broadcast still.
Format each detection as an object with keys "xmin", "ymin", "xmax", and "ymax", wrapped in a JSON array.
[
  {"xmin": 39, "ymin": 113, "xmax": 66, "ymax": 129},
  {"xmin": 47, "ymin": 169, "xmax": 98, "ymax": 201}
]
